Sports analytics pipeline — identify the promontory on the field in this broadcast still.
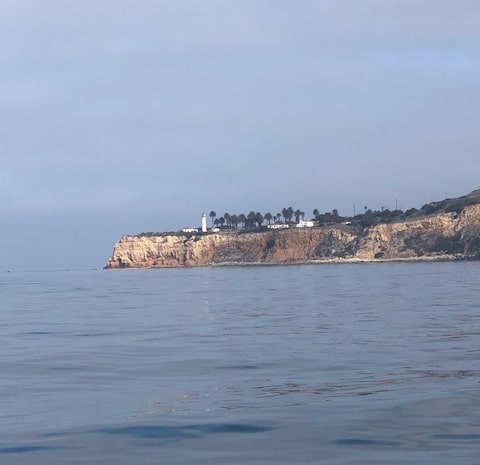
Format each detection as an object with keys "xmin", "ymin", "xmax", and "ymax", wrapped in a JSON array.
[{"xmin": 105, "ymin": 190, "xmax": 480, "ymax": 269}]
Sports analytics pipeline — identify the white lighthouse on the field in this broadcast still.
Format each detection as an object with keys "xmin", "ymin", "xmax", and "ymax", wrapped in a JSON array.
[{"xmin": 201, "ymin": 213, "xmax": 207, "ymax": 232}]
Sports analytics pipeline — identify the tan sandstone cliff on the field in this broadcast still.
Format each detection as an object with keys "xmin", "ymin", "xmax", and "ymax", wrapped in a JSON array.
[{"xmin": 105, "ymin": 203, "xmax": 480, "ymax": 269}]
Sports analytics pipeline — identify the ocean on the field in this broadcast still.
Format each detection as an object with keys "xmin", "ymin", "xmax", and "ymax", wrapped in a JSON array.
[{"xmin": 1, "ymin": 262, "xmax": 479, "ymax": 464}]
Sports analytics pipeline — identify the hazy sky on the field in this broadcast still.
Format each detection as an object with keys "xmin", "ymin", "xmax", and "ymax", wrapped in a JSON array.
[{"xmin": 1, "ymin": 0, "xmax": 479, "ymax": 270}]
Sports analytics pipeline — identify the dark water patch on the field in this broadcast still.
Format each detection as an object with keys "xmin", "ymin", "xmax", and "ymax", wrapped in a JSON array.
[
  {"xmin": 96, "ymin": 425, "xmax": 198, "ymax": 439},
  {"xmin": 0, "ymin": 446, "xmax": 58, "ymax": 454},
  {"xmin": 410, "ymin": 369, "xmax": 480, "ymax": 379},
  {"xmin": 48, "ymin": 366, "xmax": 78, "ymax": 372},
  {"xmin": 433, "ymin": 433, "xmax": 480, "ymax": 440},
  {"xmin": 218, "ymin": 365, "xmax": 260, "ymax": 370},
  {"xmin": 94, "ymin": 423, "xmax": 274, "ymax": 440},
  {"xmin": 334, "ymin": 438, "xmax": 402, "ymax": 447},
  {"xmin": 191, "ymin": 423, "xmax": 273, "ymax": 434},
  {"xmin": 72, "ymin": 332, "xmax": 116, "ymax": 338},
  {"xmin": 255, "ymin": 381, "xmax": 397, "ymax": 399}
]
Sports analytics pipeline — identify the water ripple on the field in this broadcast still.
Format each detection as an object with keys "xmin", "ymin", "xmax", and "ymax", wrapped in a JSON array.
[
  {"xmin": 0, "ymin": 446, "xmax": 58, "ymax": 454},
  {"xmin": 93, "ymin": 423, "xmax": 274, "ymax": 440},
  {"xmin": 334, "ymin": 438, "xmax": 402, "ymax": 447}
]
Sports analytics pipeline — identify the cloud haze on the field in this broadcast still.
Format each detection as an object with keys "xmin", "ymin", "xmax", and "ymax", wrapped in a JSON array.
[{"xmin": 1, "ymin": 0, "xmax": 479, "ymax": 269}]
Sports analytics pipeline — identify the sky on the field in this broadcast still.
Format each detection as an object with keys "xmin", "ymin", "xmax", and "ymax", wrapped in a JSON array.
[{"xmin": 1, "ymin": 0, "xmax": 479, "ymax": 270}]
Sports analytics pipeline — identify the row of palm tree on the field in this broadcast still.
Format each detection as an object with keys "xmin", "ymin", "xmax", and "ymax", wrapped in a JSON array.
[
  {"xmin": 208, "ymin": 207, "xmax": 308, "ymax": 229},
  {"xmin": 205, "ymin": 203, "xmax": 414, "ymax": 231}
]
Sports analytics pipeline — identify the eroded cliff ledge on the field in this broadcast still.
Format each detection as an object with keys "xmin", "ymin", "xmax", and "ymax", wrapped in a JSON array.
[{"xmin": 105, "ymin": 202, "xmax": 480, "ymax": 269}]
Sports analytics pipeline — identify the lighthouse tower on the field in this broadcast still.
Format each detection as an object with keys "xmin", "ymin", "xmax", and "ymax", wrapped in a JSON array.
[{"xmin": 201, "ymin": 213, "xmax": 207, "ymax": 232}]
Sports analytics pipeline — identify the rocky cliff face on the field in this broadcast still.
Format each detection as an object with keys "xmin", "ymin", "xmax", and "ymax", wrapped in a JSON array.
[{"xmin": 104, "ymin": 204, "xmax": 480, "ymax": 269}]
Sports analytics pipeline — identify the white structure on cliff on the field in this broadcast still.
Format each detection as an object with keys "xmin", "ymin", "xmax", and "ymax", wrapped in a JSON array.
[
  {"xmin": 296, "ymin": 219, "xmax": 314, "ymax": 228},
  {"xmin": 201, "ymin": 213, "xmax": 207, "ymax": 232},
  {"xmin": 267, "ymin": 222, "xmax": 289, "ymax": 229}
]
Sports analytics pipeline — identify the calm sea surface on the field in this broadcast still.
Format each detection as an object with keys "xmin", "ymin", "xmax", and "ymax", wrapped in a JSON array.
[{"xmin": 1, "ymin": 262, "xmax": 479, "ymax": 464}]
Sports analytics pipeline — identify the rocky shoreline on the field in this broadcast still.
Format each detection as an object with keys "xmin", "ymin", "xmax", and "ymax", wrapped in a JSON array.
[{"xmin": 143, "ymin": 254, "xmax": 467, "ymax": 270}]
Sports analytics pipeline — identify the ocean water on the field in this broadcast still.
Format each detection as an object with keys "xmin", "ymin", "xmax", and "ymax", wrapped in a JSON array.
[{"xmin": 1, "ymin": 262, "xmax": 479, "ymax": 464}]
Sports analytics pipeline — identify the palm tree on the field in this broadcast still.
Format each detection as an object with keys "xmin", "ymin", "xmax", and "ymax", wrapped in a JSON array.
[
  {"xmin": 255, "ymin": 212, "xmax": 264, "ymax": 227},
  {"xmin": 247, "ymin": 211, "xmax": 256, "ymax": 228},
  {"xmin": 218, "ymin": 217, "xmax": 225, "ymax": 227},
  {"xmin": 294, "ymin": 209, "xmax": 302, "ymax": 223},
  {"xmin": 230, "ymin": 214, "xmax": 239, "ymax": 229},
  {"xmin": 264, "ymin": 212, "xmax": 272, "ymax": 224},
  {"xmin": 209, "ymin": 211, "xmax": 216, "ymax": 228},
  {"xmin": 282, "ymin": 207, "xmax": 294, "ymax": 223},
  {"xmin": 224, "ymin": 213, "xmax": 231, "ymax": 227},
  {"xmin": 238, "ymin": 213, "xmax": 247, "ymax": 229},
  {"xmin": 287, "ymin": 207, "xmax": 294, "ymax": 223},
  {"xmin": 313, "ymin": 208, "xmax": 319, "ymax": 218}
]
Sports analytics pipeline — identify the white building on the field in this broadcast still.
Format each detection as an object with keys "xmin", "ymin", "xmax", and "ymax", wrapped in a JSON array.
[
  {"xmin": 201, "ymin": 213, "xmax": 207, "ymax": 232},
  {"xmin": 182, "ymin": 227, "xmax": 197, "ymax": 233},
  {"xmin": 296, "ymin": 219, "xmax": 314, "ymax": 228},
  {"xmin": 267, "ymin": 222, "xmax": 289, "ymax": 229}
]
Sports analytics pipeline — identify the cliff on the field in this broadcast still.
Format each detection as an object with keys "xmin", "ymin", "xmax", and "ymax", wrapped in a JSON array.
[{"xmin": 105, "ymin": 202, "xmax": 480, "ymax": 269}]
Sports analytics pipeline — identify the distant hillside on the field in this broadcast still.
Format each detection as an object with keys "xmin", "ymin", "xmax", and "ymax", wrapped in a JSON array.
[{"xmin": 413, "ymin": 189, "xmax": 480, "ymax": 217}]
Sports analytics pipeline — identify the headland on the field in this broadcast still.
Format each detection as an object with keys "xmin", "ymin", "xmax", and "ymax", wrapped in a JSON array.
[{"xmin": 105, "ymin": 190, "xmax": 480, "ymax": 269}]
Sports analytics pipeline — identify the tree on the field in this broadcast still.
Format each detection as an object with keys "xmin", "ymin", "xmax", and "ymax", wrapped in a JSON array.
[
  {"xmin": 331, "ymin": 209, "xmax": 341, "ymax": 223},
  {"xmin": 255, "ymin": 212, "xmax": 264, "ymax": 227},
  {"xmin": 316, "ymin": 211, "xmax": 333, "ymax": 225},
  {"xmin": 294, "ymin": 209, "xmax": 302, "ymax": 223},
  {"xmin": 264, "ymin": 212, "xmax": 273, "ymax": 224},
  {"xmin": 247, "ymin": 211, "xmax": 256, "ymax": 228},
  {"xmin": 218, "ymin": 217, "xmax": 225, "ymax": 227},
  {"xmin": 313, "ymin": 208, "xmax": 319, "ymax": 217},
  {"xmin": 238, "ymin": 213, "xmax": 247, "ymax": 228},
  {"xmin": 359, "ymin": 209, "xmax": 375, "ymax": 227},
  {"xmin": 230, "ymin": 214, "xmax": 239, "ymax": 229},
  {"xmin": 288, "ymin": 207, "xmax": 294, "ymax": 222},
  {"xmin": 224, "ymin": 213, "xmax": 231, "ymax": 227},
  {"xmin": 209, "ymin": 211, "xmax": 216, "ymax": 228},
  {"xmin": 283, "ymin": 207, "xmax": 294, "ymax": 223}
]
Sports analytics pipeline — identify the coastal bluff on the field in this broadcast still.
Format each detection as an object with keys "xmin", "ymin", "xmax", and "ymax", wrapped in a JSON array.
[{"xmin": 105, "ymin": 202, "xmax": 480, "ymax": 269}]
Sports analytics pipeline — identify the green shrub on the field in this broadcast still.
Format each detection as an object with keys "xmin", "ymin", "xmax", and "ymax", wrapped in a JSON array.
[
  {"xmin": 445, "ymin": 203, "xmax": 464, "ymax": 214},
  {"xmin": 429, "ymin": 233, "xmax": 464, "ymax": 254}
]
